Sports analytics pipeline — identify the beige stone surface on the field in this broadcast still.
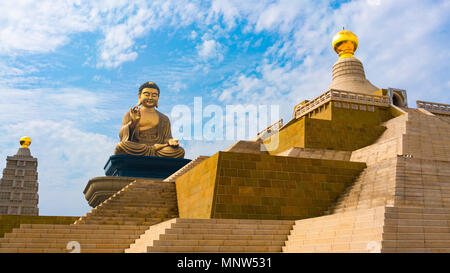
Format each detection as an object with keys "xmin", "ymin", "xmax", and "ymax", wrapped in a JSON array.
[
  {"xmin": 283, "ymin": 206, "xmax": 385, "ymax": 253},
  {"xmin": 277, "ymin": 147, "xmax": 352, "ymax": 161},
  {"xmin": 328, "ymin": 57, "xmax": 379, "ymax": 94},
  {"xmin": 224, "ymin": 140, "xmax": 265, "ymax": 154},
  {"xmin": 0, "ymin": 179, "xmax": 178, "ymax": 253},
  {"xmin": 130, "ymin": 218, "xmax": 294, "ymax": 253}
]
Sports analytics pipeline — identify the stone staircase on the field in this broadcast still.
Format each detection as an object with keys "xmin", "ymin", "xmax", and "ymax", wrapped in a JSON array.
[
  {"xmin": 163, "ymin": 156, "xmax": 209, "ymax": 182},
  {"xmin": 287, "ymin": 108, "xmax": 450, "ymax": 253},
  {"xmin": 283, "ymin": 206, "xmax": 385, "ymax": 253},
  {"xmin": 0, "ymin": 179, "xmax": 179, "ymax": 253},
  {"xmin": 382, "ymin": 207, "xmax": 450, "ymax": 253},
  {"xmin": 326, "ymin": 157, "xmax": 398, "ymax": 214},
  {"xmin": 127, "ymin": 218, "xmax": 294, "ymax": 253},
  {"xmin": 325, "ymin": 111, "xmax": 408, "ymax": 214}
]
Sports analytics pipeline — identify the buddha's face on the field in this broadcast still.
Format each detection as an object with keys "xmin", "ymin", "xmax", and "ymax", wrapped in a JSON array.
[{"xmin": 139, "ymin": 88, "xmax": 159, "ymax": 108}]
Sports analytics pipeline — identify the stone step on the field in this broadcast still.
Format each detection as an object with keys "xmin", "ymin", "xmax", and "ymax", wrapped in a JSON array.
[
  {"xmin": 153, "ymin": 239, "xmax": 285, "ymax": 247},
  {"xmin": 383, "ymin": 233, "xmax": 450, "ymax": 240},
  {"xmin": 165, "ymin": 228, "xmax": 291, "ymax": 236},
  {"xmin": 120, "ymin": 190, "xmax": 176, "ymax": 194},
  {"xmin": 100, "ymin": 203, "xmax": 176, "ymax": 208},
  {"xmin": 290, "ymin": 222, "xmax": 379, "ymax": 232},
  {"xmin": 17, "ymin": 224, "xmax": 146, "ymax": 230},
  {"xmin": 147, "ymin": 245, "xmax": 282, "ymax": 253},
  {"xmin": 79, "ymin": 215, "xmax": 174, "ymax": 220},
  {"xmin": 92, "ymin": 208, "xmax": 177, "ymax": 214},
  {"xmin": 69, "ymin": 224, "xmax": 147, "ymax": 230},
  {"xmin": 77, "ymin": 217, "xmax": 170, "ymax": 224},
  {"xmin": 282, "ymin": 245, "xmax": 362, "ymax": 253},
  {"xmin": 384, "ymin": 219, "xmax": 450, "ymax": 227},
  {"xmin": 159, "ymin": 233, "xmax": 288, "ymax": 241},
  {"xmin": 12, "ymin": 227, "xmax": 144, "ymax": 234},
  {"xmin": 90, "ymin": 206, "xmax": 171, "ymax": 211},
  {"xmin": 5, "ymin": 232, "xmax": 138, "ymax": 240},
  {"xmin": 0, "ymin": 242, "xmax": 131, "ymax": 249},
  {"xmin": 0, "ymin": 237, "xmax": 135, "ymax": 244},
  {"xmin": 78, "ymin": 220, "xmax": 150, "ymax": 226},
  {"xmin": 101, "ymin": 199, "xmax": 176, "ymax": 204},
  {"xmin": 382, "ymin": 240, "xmax": 450, "ymax": 248},
  {"xmin": 93, "ymin": 206, "xmax": 177, "ymax": 212},
  {"xmin": 84, "ymin": 214, "xmax": 178, "ymax": 220},
  {"xmin": 106, "ymin": 196, "xmax": 177, "ymax": 201},
  {"xmin": 85, "ymin": 214, "xmax": 174, "ymax": 220},
  {"xmin": 0, "ymin": 248, "xmax": 124, "ymax": 253},
  {"xmin": 76, "ymin": 217, "xmax": 154, "ymax": 223},
  {"xmin": 170, "ymin": 223, "xmax": 292, "ymax": 230},
  {"xmin": 382, "ymin": 248, "xmax": 450, "ymax": 253},
  {"xmin": 174, "ymin": 218, "xmax": 294, "ymax": 225}
]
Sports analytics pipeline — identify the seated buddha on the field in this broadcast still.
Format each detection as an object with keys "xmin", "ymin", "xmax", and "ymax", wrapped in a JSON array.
[{"xmin": 114, "ymin": 81, "xmax": 185, "ymax": 158}]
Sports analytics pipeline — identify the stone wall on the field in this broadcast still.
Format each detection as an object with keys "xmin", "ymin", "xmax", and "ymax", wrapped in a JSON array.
[
  {"xmin": 175, "ymin": 151, "xmax": 366, "ymax": 220},
  {"xmin": 176, "ymin": 153, "xmax": 220, "ymax": 219},
  {"xmin": 263, "ymin": 103, "xmax": 392, "ymax": 154},
  {"xmin": 0, "ymin": 215, "xmax": 78, "ymax": 238}
]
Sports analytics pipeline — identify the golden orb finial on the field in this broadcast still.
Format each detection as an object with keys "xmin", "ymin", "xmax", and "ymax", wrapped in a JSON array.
[
  {"xmin": 20, "ymin": 136, "xmax": 31, "ymax": 148},
  {"xmin": 332, "ymin": 30, "xmax": 359, "ymax": 59}
]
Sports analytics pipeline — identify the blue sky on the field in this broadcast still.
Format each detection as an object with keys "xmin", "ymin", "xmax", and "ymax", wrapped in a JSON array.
[{"xmin": 0, "ymin": 0, "xmax": 449, "ymax": 216}]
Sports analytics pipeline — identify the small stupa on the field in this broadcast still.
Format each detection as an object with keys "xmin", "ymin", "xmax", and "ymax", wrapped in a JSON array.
[
  {"xmin": 329, "ymin": 30, "xmax": 379, "ymax": 94},
  {"xmin": 0, "ymin": 136, "xmax": 39, "ymax": 215}
]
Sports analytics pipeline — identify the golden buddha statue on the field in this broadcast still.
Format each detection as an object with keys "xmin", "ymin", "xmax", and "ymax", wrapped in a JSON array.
[{"xmin": 114, "ymin": 82, "xmax": 185, "ymax": 158}]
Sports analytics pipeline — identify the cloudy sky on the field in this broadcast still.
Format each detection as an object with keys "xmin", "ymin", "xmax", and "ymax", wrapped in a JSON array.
[{"xmin": 0, "ymin": 0, "xmax": 449, "ymax": 216}]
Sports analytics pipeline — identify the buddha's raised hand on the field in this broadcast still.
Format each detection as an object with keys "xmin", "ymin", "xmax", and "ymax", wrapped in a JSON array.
[{"xmin": 130, "ymin": 106, "xmax": 141, "ymax": 124}]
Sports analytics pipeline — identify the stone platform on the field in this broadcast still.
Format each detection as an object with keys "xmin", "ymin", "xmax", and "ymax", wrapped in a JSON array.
[
  {"xmin": 83, "ymin": 176, "xmax": 137, "ymax": 208},
  {"xmin": 104, "ymin": 155, "xmax": 191, "ymax": 179}
]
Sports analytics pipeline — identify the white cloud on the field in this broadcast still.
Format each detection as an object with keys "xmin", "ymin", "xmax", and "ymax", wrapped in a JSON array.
[
  {"xmin": 190, "ymin": 31, "xmax": 198, "ymax": 40},
  {"xmin": 0, "ymin": 86, "xmax": 119, "ymax": 124},
  {"xmin": 169, "ymin": 81, "xmax": 188, "ymax": 93},
  {"xmin": 0, "ymin": 1, "xmax": 206, "ymax": 68},
  {"xmin": 0, "ymin": 1, "xmax": 95, "ymax": 54},
  {"xmin": 197, "ymin": 39, "xmax": 224, "ymax": 62}
]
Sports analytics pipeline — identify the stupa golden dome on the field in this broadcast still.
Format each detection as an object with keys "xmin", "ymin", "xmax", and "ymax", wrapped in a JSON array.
[
  {"xmin": 332, "ymin": 30, "xmax": 359, "ymax": 59},
  {"xmin": 20, "ymin": 136, "xmax": 31, "ymax": 148}
]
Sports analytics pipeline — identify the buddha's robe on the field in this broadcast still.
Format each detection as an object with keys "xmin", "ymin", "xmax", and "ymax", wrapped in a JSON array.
[{"xmin": 114, "ymin": 110, "xmax": 185, "ymax": 158}]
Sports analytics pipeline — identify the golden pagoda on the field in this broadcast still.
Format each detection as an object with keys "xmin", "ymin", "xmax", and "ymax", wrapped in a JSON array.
[{"xmin": 329, "ymin": 30, "xmax": 379, "ymax": 94}]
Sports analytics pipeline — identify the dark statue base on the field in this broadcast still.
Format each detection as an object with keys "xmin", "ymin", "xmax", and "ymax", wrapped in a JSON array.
[
  {"xmin": 83, "ymin": 155, "xmax": 191, "ymax": 208},
  {"xmin": 104, "ymin": 155, "xmax": 191, "ymax": 179}
]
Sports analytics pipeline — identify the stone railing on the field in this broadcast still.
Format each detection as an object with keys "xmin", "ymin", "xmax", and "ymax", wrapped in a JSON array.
[
  {"xmin": 294, "ymin": 89, "xmax": 390, "ymax": 119},
  {"xmin": 256, "ymin": 119, "xmax": 283, "ymax": 140},
  {"xmin": 417, "ymin": 100, "xmax": 450, "ymax": 115}
]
